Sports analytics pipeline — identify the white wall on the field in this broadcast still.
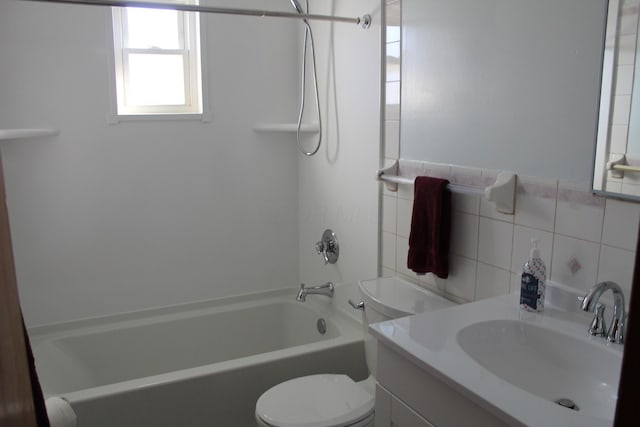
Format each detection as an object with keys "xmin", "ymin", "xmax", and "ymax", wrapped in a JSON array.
[
  {"xmin": 297, "ymin": 0, "xmax": 381, "ymax": 287},
  {"xmin": 0, "ymin": 1, "xmax": 303, "ymax": 325}
]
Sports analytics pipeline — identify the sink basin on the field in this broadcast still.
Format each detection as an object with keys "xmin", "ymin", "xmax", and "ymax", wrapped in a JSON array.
[{"xmin": 457, "ymin": 319, "xmax": 621, "ymax": 419}]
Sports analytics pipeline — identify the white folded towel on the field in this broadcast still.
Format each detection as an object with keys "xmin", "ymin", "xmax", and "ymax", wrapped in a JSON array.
[{"xmin": 45, "ymin": 396, "xmax": 77, "ymax": 427}]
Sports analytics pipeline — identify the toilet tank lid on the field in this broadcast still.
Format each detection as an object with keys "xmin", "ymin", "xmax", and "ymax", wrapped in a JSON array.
[{"xmin": 358, "ymin": 277, "xmax": 455, "ymax": 318}]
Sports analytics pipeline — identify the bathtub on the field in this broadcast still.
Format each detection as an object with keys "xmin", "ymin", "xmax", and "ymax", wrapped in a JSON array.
[{"xmin": 29, "ymin": 287, "xmax": 368, "ymax": 427}]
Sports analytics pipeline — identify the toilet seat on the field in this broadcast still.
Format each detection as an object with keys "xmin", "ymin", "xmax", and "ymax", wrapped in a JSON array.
[{"xmin": 255, "ymin": 374, "xmax": 375, "ymax": 427}]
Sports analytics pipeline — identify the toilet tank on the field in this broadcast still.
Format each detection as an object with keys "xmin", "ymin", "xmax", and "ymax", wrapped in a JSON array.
[{"xmin": 358, "ymin": 277, "xmax": 455, "ymax": 377}]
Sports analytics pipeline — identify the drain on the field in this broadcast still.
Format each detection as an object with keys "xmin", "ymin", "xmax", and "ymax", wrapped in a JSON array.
[
  {"xmin": 554, "ymin": 398, "xmax": 579, "ymax": 411},
  {"xmin": 317, "ymin": 318, "xmax": 327, "ymax": 335}
]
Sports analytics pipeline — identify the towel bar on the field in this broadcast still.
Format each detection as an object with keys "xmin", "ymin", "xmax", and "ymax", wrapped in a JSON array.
[
  {"xmin": 606, "ymin": 154, "xmax": 640, "ymax": 178},
  {"xmin": 376, "ymin": 160, "xmax": 517, "ymax": 215}
]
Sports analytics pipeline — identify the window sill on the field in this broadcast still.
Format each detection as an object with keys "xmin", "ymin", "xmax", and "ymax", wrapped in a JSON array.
[{"xmin": 108, "ymin": 112, "xmax": 211, "ymax": 124}]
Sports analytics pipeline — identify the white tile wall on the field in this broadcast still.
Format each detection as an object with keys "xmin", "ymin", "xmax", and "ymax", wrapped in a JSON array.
[
  {"xmin": 382, "ymin": 195, "xmax": 397, "ymax": 233},
  {"xmin": 550, "ymin": 234, "xmax": 601, "ymax": 292},
  {"xmin": 475, "ymin": 263, "xmax": 511, "ymax": 301},
  {"xmin": 598, "ymin": 244, "xmax": 636, "ymax": 299},
  {"xmin": 514, "ymin": 177, "xmax": 558, "ymax": 232},
  {"xmin": 477, "ymin": 217, "xmax": 513, "ymax": 270},
  {"xmin": 555, "ymin": 183, "xmax": 605, "ymax": 243},
  {"xmin": 450, "ymin": 212, "xmax": 479, "ymax": 259},
  {"xmin": 381, "ymin": 161, "xmax": 640, "ymax": 307},
  {"xmin": 602, "ymin": 198, "xmax": 640, "ymax": 250},
  {"xmin": 444, "ymin": 255, "xmax": 477, "ymax": 301}
]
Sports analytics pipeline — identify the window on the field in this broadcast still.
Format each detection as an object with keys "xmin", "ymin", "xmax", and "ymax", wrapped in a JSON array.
[{"xmin": 111, "ymin": 6, "xmax": 202, "ymax": 116}]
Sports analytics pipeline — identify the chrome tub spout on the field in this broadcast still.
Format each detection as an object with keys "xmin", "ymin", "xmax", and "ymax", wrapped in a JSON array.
[{"xmin": 296, "ymin": 282, "xmax": 334, "ymax": 302}]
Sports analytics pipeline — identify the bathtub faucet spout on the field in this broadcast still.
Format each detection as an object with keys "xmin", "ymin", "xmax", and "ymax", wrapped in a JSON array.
[{"xmin": 296, "ymin": 282, "xmax": 334, "ymax": 302}]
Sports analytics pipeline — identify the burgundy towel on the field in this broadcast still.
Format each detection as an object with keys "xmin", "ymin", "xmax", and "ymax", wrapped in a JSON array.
[{"xmin": 407, "ymin": 176, "xmax": 451, "ymax": 278}]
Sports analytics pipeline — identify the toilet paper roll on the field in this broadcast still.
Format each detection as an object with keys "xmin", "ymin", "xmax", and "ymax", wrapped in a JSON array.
[{"xmin": 45, "ymin": 396, "xmax": 77, "ymax": 427}]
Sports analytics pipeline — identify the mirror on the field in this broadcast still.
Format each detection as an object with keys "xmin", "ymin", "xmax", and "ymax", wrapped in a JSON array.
[
  {"xmin": 400, "ymin": 0, "xmax": 607, "ymax": 185},
  {"xmin": 593, "ymin": 0, "xmax": 640, "ymax": 200}
]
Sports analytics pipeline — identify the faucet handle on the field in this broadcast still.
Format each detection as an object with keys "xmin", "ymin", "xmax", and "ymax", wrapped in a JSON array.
[
  {"xmin": 348, "ymin": 299, "xmax": 365, "ymax": 310},
  {"xmin": 315, "ymin": 241, "xmax": 330, "ymax": 264},
  {"xmin": 588, "ymin": 303, "xmax": 607, "ymax": 337},
  {"xmin": 607, "ymin": 314, "xmax": 624, "ymax": 344}
]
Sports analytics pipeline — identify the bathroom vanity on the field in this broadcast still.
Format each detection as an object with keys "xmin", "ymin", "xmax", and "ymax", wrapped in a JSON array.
[
  {"xmin": 370, "ymin": 286, "xmax": 622, "ymax": 427},
  {"xmin": 373, "ymin": 345, "xmax": 507, "ymax": 427}
]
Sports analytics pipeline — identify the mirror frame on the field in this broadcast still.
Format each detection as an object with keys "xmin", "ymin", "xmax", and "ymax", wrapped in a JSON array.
[{"xmin": 592, "ymin": 0, "xmax": 640, "ymax": 202}]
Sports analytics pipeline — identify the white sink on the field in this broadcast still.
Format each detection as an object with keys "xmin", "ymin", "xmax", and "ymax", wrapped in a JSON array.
[
  {"xmin": 369, "ymin": 287, "xmax": 625, "ymax": 427},
  {"xmin": 457, "ymin": 319, "xmax": 621, "ymax": 419}
]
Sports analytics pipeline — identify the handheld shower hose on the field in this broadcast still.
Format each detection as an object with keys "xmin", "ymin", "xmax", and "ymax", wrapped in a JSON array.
[
  {"xmin": 290, "ymin": 0, "xmax": 304, "ymax": 14},
  {"xmin": 291, "ymin": 0, "xmax": 322, "ymax": 156}
]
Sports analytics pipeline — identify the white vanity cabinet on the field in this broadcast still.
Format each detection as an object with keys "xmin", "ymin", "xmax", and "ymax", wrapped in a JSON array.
[{"xmin": 374, "ymin": 342, "xmax": 512, "ymax": 427}]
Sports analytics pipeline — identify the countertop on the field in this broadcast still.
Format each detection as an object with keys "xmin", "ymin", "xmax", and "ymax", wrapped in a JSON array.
[{"xmin": 369, "ymin": 290, "xmax": 623, "ymax": 427}]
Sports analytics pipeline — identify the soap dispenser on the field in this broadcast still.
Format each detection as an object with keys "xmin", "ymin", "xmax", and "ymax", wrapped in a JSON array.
[{"xmin": 520, "ymin": 239, "xmax": 546, "ymax": 312}]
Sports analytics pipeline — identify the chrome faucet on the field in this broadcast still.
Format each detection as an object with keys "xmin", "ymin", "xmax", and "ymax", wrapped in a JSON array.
[
  {"xmin": 580, "ymin": 281, "xmax": 626, "ymax": 344},
  {"xmin": 296, "ymin": 282, "xmax": 334, "ymax": 302}
]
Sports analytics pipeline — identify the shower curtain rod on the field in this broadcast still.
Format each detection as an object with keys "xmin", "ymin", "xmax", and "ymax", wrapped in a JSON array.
[{"xmin": 20, "ymin": 0, "xmax": 372, "ymax": 28}]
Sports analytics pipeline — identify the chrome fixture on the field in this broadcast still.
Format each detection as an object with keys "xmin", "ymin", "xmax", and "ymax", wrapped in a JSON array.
[
  {"xmin": 316, "ymin": 318, "xmax": 327, "ymax": 335},
  {"xmin": 348, "ymin": 299, "xmax": 365, "ymax": 310},
  {"xmin": 21, "ymin": 0, "xmax": 372, "ymax": 28},
  {"xmin": 580, "ymin": 281, "xmax": 626, "ymax": 344},
  {"xmin": 290, "ymin": 0, "xmax": 304, "ymax": 14},
  {"xmin": 296, "ymin": 282, "xmax": 334, "ymax": 302},
  {"xmin": 316, "ymin": 229, "xmax": 339, "ymax": 264},
  {"xmin": 588, "ymin": 303, "xmax": 607, "ymax": 337},
  {"xmin": 290, "ymin": 0, "xmax": 323, "ymax": 156}
]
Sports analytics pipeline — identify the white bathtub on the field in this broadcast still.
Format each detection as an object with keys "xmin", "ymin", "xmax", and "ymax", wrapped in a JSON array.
[{"xmin": 29, "ymin": 288, "xmax": 368, "ymax": 427}]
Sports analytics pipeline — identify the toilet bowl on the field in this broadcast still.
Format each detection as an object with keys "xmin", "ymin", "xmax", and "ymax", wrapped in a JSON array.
[{"xmin": 255, "ymin": 277, "xmax": 455, "ymax": 427}]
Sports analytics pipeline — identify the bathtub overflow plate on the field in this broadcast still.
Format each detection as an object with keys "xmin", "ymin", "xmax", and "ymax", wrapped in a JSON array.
[
  {"xmin": 317, "ymin": 318, "xmax": 327, "ymax": 335},
  {"xmin": 554, "ymin": 398, "xmax": 579, "ymax": 411}
]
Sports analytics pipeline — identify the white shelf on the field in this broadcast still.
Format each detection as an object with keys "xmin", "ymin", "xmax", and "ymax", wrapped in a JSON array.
[
  {"xmin": 0, "ymin": 129, "xmax": 59, "ymax": 141},
  {"xmin": 253, "ymin": 123, "xmax": 320, "ymax": 133}
]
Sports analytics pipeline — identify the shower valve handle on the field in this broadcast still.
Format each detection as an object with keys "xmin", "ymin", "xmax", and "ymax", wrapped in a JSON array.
[
  {"xmin": 316, "ymin": 240, "xmax": 336, "ymax": 264},
  {"xmin": 315, "ymin": 241, "xmax": 330, "ymax": 264},
  {"xmin": 315, "ymin": 229, "xmax": 339, "ymax": 265}
]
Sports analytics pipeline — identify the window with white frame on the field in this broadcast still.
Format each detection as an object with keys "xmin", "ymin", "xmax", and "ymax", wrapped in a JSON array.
[{"xmin": 111, "ymin": 7, "xmax": 202, "ymax": 116}]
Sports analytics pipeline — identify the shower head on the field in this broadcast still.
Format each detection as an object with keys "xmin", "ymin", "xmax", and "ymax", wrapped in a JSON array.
[{"xmin": 290, "ymin": 0, "xmax": 305, "ymax": 14}]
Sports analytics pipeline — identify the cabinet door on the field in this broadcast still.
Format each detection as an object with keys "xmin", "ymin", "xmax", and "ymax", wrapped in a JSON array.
[
  {"xmin": 390, "ymin": 395, "xmax": 435, "ymax": 427},
  {"xmin": 375, "ymin": 384, "xmax": 434, "ymax": 427},
  {"xmin": 375, "ymin": 384, "xmax": 392, "ymax": 426}
]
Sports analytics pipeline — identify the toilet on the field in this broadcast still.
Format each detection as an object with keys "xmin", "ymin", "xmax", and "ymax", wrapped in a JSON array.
[{"xmin": 255, "ymin": 277, "xmax": 455, "ymax": 427}]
